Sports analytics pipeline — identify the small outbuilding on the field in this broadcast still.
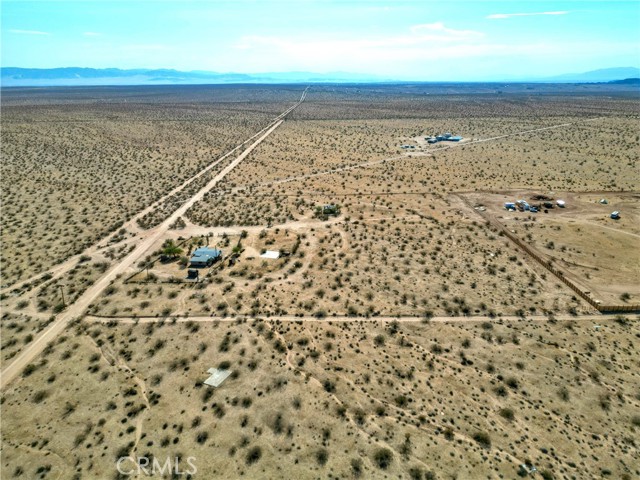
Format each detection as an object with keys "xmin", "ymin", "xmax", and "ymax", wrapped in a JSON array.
[
  {"xmin": 519, "ymin": 464, "xmax": 538, "ymax": 476},
  {"xmin": 556, "ymin": 200, "xmax": 566, "ymax": 208},
  {"xmin": 610, "ymin": 211, "xmax": 620, "ymax": 220},
  {"xmin": 189, "ymin": 247, "xmax": 222, "ymax": 267},
  {"xmin": 322, "ymin": 204, "xmax": 340, "ymax": 215},
  {"xmin": 187, "ymin": 269, "xmax": 199, "ymax": 280},
  {"xmin": 204, "ymin": 368, "xmax": 232, "ymax": 387},
  {"xmin": 260, "ymin": 250, "xmax": 280, "ymax": 259}
]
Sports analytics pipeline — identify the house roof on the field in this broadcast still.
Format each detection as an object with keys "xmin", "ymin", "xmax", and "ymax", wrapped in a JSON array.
[
  {"xmin": 193, "ymin": 247, "xmax": 221, "ymax": 257},
  {"xmin": 190, "ymin": 247, "xmax": 221, "ymax": 263}
]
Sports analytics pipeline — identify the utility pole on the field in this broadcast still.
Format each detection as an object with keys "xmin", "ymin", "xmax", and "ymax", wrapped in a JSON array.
[{"xmin": 59, "ymin": 285, "xmax": 66, "ymax": 306}]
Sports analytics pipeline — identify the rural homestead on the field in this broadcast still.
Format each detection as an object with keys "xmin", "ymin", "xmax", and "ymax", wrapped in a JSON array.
[{"xmin": 1, "ymin": 2, "xmax": 639, "ymax": 478}]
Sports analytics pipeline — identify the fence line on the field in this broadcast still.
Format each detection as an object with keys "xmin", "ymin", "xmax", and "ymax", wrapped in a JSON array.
[{"xmin": 455, "ymin": 194, "xmax": 639, "ymax": 314}]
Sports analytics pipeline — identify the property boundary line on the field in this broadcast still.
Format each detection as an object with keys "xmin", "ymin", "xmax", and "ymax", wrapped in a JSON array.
[{"xmin": 455, "ymin": 193, "xmax": 640, "ymax": 314}]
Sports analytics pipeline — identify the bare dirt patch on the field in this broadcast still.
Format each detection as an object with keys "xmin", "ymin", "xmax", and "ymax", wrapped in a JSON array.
[{"xmin": 462, "ymin": 190, "xmax": 640, "ymax": 306}]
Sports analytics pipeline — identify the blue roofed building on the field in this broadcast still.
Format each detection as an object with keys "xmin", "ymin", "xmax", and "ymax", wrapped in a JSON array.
[
  {"xmin": 189, "ymin": 246, "xmax": 222, "ymax": 267},
  {"xmin": 434, "ymin": 133, "xmax": 463, "ymax": 142}
]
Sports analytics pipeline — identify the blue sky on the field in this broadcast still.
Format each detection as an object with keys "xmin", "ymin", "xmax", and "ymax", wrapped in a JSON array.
[{"xmin": 2, "ymin": 0, "xmax": 639, "ymax": 80}]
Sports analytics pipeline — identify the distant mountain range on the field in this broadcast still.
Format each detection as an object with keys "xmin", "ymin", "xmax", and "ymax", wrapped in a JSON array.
[
  {"xmin": 543, "ymin": 67, "xmax": 640, "ymax": 83},
  {"xmin": 1, "ymin": 66, "xmax": 639, "ymax": 86},
  {"xmin": 0, "ymin": 67, "xmax": 383, "ymax": 86}
]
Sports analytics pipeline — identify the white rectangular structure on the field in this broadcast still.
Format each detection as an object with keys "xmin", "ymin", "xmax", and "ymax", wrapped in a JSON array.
[
  {"xmin": 204, "ymin": 368, "xmax": 232, "ymax": 387},
  {"xmin": 260, "ymin": 250, "xmax": 280, "ymax": 259}
]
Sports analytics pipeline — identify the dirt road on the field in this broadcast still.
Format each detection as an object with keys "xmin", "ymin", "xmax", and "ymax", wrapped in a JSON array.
[
  {"xmin": 579, "ymin": 220, "xmax": 640, "ymax": 239},
  {"xmin": 0, "ymin": 97, "xmax": 608, "ymax": 389},
  {"xmin": 0, "ymin": 90, "xmax": 308, "ymax": 389},
  {"xmin": 2, "ymin": 108, "xmax": 591, "ymax": 297},
  {"xmin": 239, "ymin": 117, "xmax": 605, "ymax": 191},
  {"xmin": 85, "ymin": 313, "xmax": 611, "ymax": 325},
  {"xmin": 0, "ymin": 88, "xmax": 309, "ymax": 296}
]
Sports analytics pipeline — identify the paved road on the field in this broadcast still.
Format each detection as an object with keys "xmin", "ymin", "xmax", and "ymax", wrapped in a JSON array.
[{"xmin": 0, "ymin": 89, "xmax": 308, "ymax": 389}]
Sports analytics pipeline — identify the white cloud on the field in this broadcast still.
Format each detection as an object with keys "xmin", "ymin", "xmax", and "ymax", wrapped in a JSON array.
[
  {"xmin": 230, "ymin": 26, "xmax": 532, "ymax": 76},
  {"xmin": 487, "ymin": 11, "xmax": 569, "ymax": 19},
  {"xmin": 9, "ymin": 29, "xmax": 50, "ymax": 35},
  {"xmin": 235, "ymin": 22, "xmax": 483, "ymax": 54},
  {"xmin": 224, "ymin": 21, "xmax": 635, "ymax": 79},
  {"xmin": 410, "ymin": 22, "xmax": 483, "ymax": 41},
  {"xmin": 209, "ymin": 33, "xmax": 638, "ymax": 80}
]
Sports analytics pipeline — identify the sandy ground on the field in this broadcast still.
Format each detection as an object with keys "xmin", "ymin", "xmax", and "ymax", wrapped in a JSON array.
[
  {"xmin": 1, "ymin": 86, "xmax": 638, "ymax": 480},
  {"xmin": 2, "ymin": 313, "xmax": 637, "ymax": 479},
  {"xmin": 460, "ymin": 190, "xmax": 640, "ymax": 305},
  {"xmin": 0, "ymin": 89, "xmax": 307, "ymax": 388}
]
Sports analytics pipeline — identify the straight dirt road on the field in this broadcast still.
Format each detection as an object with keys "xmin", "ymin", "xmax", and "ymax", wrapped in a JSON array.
[
  {"xmin": 0, "ymin": 89, "xmax": 308, "ymax": 389},
  {"xmin": 85, "ymin": 313, "xmax": 611, "ymax": 325},
  {"xmin": 0, "ymin": 94, "xmax": 610, "ymax": 389},
  {"xmin": 249, "ymin": 117, "xmax": 605, "ymax": 191},
  {"xmin": 0, "ymin": 87, "xmax": 309, "ymax": 296},
  {"xmin": 194, "ymin": 116, "xmax": 604, "ymax": 203}
]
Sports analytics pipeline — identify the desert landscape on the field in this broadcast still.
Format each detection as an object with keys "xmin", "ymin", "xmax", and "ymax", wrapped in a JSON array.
[{"xmin": 1, "ymin": 83, "xmax": 639, "ymax": 479}]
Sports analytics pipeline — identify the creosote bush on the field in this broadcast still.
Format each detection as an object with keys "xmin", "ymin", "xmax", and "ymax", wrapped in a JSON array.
[{"xmin": 373, "ymin": 448, "xmax": 393, "ymax": 469}]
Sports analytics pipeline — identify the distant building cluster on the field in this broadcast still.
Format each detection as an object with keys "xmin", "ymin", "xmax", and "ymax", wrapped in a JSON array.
[
  {"xmin": 400, "ymin": 132, "xmax": 464, "ymax": 149},
  {"xmin": 504, "ymin": 198, "xmax": 566, "ymax": 213},
  {"xmin": 427, "ymin": 132, "xmax": 463, "ymax": 144}
]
